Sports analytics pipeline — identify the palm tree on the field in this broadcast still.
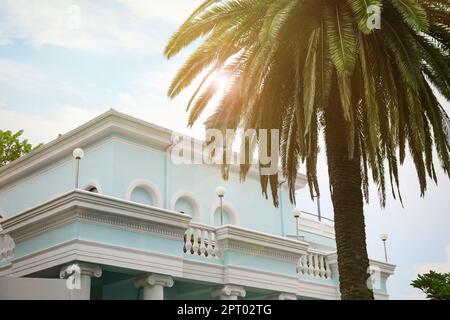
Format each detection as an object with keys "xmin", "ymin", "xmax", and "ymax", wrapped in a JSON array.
[{"xmin": 165, "ymin": 0, "xmax": 450, "ymax": 299}]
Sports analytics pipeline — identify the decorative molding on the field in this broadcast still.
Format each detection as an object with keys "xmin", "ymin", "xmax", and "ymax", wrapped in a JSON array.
[
  {"xmin": 0, "ymin": 238, "xmax": 370, "ymax": 300},
  {"xmin": 1, "ymin": 190, "xmax": 191, "ymax": 242},
  {"xmin": 135, "ymin": 273, "xmax": 174, "ymax": 289},
  {"xmin": 298, "ymin": 216, "xmax": 335, "ymax": 240},
  {"xmin": 170, "ymin": 191, "xmax": 203, "ymax": 222},
  {"xmin": 266, "ymin": 292, "xmax": 298, "ymax": 300},
  {"xmin": 216, "ymin": 225, "xmax": 309, "ymax": 263},
  {"xmin": 126, "ymin": 178, "xmax": 163, "ymax": 208},
  {"xmin": 368, "ymin": 259, "xmax": 396, "ymax": 277},
  {"xmin": 211, "ymin": 285, "xmax": 246, "ymax": 299},
  {"xmin": 60, "ymin": 262, "xmax": 102, "ymax": 278}
]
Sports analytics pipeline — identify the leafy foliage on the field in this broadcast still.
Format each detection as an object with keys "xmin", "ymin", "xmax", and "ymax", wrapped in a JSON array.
[
  {"xmin": 165, "ymin": 0, "xmax": 450, "ymax": 206},
  {"xmin": 411, "ymin": 271, "xmax": 450, "ymax": 300},
  {"xmin": 0, "ymin": 130, "xmax": 41, "ymax": 167}
]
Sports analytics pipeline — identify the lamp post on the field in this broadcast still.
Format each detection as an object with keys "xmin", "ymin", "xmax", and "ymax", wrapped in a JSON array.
[
  {"xmin": 215, "ymin": 186, "xmax": 226, "ymax": 225},
  {"xmin": 380, "ymin": 233, "xmax": 389, "ymax": 262},
  {"xmin": 72, "ymin": 148, "xmax": 84, "ymax": 189},
  {"xmin": 292, "ymin": 207, "xmax": 301, "ymax": 240}
]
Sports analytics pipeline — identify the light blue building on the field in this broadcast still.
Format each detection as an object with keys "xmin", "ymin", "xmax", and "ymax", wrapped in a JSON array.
[{"xmin": 0, "ymin": 110, "xmax": 395, "ymax": 300}]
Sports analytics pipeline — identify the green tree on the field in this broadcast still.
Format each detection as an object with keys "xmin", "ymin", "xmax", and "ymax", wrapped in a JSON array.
[
  {"xmin": 0, "ymin": 130, "xmax": 41, "ymax": 167},
  {"xmin": 165, "ymin": 0, "xmax": 450, "ymax": 299},
  {"xmin": 411, "ymin": 271, "xmax": 450, "ymax": 300}
]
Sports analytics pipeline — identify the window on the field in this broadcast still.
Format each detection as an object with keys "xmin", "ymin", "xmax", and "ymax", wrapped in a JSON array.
[
  {"xmin": 86, "ymin": 186, "xmax": 99, "ymax": 193},
  {"xmin": 210, "ymin": 203, "xmax": 238, "ymax": 226},
  {"xmin": 171, "ymin": 192, "xmax": 202, "ymax": 222},
  {"xmin": 126, "ymin": 179, "xmax": 163, "ymax": 207},
  {"xmin": 130, "ymin": 186, "xmax": 154, "ymax": 206},
  {"xmin": 213, "ymin": 207, "xmax": 232, "ymax": 225},
  {"xmin": 83, "ymin": 181, "xmax": 102, "ymax": 194}
]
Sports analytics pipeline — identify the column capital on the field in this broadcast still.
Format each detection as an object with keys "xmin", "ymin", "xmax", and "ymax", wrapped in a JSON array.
[
  {"xmin": 211, "ymin": 285, "xmax": 246, "ymax": 299},
  {"xmin": 59, "ymin": 262, "xmax": 102, "ymax": 279},
  {"xmin": 134, "ymin": 273, "xmax": 174, "ymax": 289},
  {"xmin": 267, "ymin": 292, "xmax": 297, "ymax": 300}
]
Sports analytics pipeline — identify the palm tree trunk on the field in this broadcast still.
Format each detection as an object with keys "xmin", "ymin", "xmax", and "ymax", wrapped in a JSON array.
[{"xmin": 324, "ymin": 104, "xmax": 374, "ymax": 300}]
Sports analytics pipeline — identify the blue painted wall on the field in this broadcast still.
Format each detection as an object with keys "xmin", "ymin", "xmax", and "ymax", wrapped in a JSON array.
[{"xmin": 0, "ymin": 134, "xmax": 315, "ymax": 243}]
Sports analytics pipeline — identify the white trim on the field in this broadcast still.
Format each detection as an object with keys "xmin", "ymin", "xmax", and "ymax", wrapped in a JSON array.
[
  {"xmin": 215, "ymin": 224, "xmax": 309, "ymax": 263},
  {"xmin": 82, "ymin": 180, "xmax": 103, "ymax": 194},
  {"xmin": 209, "ymin": 201, "xmax": 239, "ymax": 226},
  {"xmin": 0, "ymin": 239, "xmax": 339, "ymax": 299},
  {"xmin": 298, "ymin": 216, "xmax": 335, "ymax": 240},
  {"xmin": 170, "ymin": 191, "xmax": 203, "ymax": 222},
  {"xmin": 1, "ymin": 190, "xmax": 191, "ymax": 242},
  {"xmin": 0, "ymin": 109, "xmax": 307, "ymax": 190},
  {"xmin": 126, "ymin": 178, "xmax": 163, "ymax": 208}
]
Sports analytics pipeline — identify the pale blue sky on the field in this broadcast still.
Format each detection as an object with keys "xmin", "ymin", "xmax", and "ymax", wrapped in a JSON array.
[{"xmin": 0, "ymin": 0, "xmax": 448, "ymax": 299}]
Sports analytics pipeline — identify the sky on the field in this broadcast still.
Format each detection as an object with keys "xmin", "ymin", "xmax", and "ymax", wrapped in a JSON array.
[{"xmin": 0, "ymin": 0, "xmax": 449, "ymax": 299}]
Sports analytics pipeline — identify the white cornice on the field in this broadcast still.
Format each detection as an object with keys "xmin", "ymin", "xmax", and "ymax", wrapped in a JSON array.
[
  {"xmin": 0, "ymin": 239, "xmax": 339, "ymax": 300},
  {"xmin": 0, "ymin": 109, "xmax": 173, "ymax": 188},
  {"xmin": 298, "ymin": 216, "xmax": 335, "ymax": 240},
  {"xmin": 368, "ymin": 259, "xmax": 397, "ymax": 276},
  {"xmin": 216, "ymin": 225, "xmax": 309, "ymax": 263},
  {"xmin": 0, "ymin": 109, "xmax": 307, "ymax": 189},
  {"xmin": 1, "ymin": 190, "xmax": 192, "ymax": 242},
  {"xmin": 326, "ymin": 252, "xmax": 396, "ymax": 279}
]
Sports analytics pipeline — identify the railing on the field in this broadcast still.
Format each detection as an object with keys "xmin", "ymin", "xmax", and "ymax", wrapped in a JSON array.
[
  {"xmin": 301, "ymin": 210, "xmax": 334, "ymax": 224},
  {"xmin": 297, "ymin": 251, "xmax": 332, "ymax": 279},
  {"xmin": 183, "ymin": 223, "xmax": 220, "ymax": 258}
]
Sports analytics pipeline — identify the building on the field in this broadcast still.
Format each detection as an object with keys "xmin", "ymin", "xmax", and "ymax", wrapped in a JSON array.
[{"xmin": 0, "ymin": 109, "xmax": 395, "ymax": 300}]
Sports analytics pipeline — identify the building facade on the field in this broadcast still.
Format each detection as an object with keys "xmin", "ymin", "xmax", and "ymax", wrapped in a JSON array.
[{"xmin": 0, "ymin": 110, "xmax": 395, "ymax": 300}]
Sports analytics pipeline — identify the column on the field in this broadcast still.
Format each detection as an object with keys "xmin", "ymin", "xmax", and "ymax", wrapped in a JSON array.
[
  {"xmin": 266, "ymin": 292, "xmax": 298, "ymax": 300},
  {"xmin": 211, "ymin": 285, "xmax": 246, "ymax": 300},
  {"xmin": 60, "ymin": 262, "xmax": 102, "ymax": 300},
  {"xmin": 134, "ymin": 273, "xmax": 174, "ymax": 300}
]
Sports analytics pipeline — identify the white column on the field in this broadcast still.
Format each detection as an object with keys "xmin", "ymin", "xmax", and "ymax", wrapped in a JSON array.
[
  {"xmin": 134, "ymin": 273, "xmax": 174, "ymax": 300},
  {"xmin": 60, "ymin": 263, "xmax": 102, "ymax": 300},
  {"xmin": 211, "ymin": 285, "xmax": 246, "ymax": 300},
  {"xmin": 266, "ymin": 292, "xmax": 298, "ymax": 300}
]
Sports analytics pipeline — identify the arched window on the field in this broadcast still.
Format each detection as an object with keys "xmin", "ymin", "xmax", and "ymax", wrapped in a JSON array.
[
  {"xmin": 210, "ymin": 202, "xmax": 238, "ymax": 226},
  {"xmin": 126, "ymin": 179, "xmax": 162, "ymax": 207},
  {"xmin": 86, "ymin": 186, "xmax": 99, "ymax": 193},
  {"xmin": 83, "ymin": 181, "xmax": 102, "ymax": 194},
  {"xmin": 130, "ymin": 186, "xmax": 154, "ymax": 205},
  {"xmin": 170, "ymin": 192, "xmax": 202, "ymax": 222}
]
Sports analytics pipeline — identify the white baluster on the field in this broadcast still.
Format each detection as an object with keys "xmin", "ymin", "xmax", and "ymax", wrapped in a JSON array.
[
  {"xmin": 307, "ymin": 254, "xmax": 314, "ymax": 275},
  {"xmin": 212, "ymin": 232, "xmax": 220, "ymax": 258},
  {"xmin": 185, "ymin": 228, "xmax": 193, "ymax": 254},
  {"xmin": 325, "ymin": 260, "xmax": 332, "ymax": 279},
  {"xmin": 192, "ymin": 228, "xmax": 200, "ymax": 255},
  {"xmin": 313, "ymin": 254, "xmax": 319, "ymax": 276},
  {"xmin": 319, "ymin": 255, "xmax": 326, "ymax": 278},
  {"xmin": 206, "ymin": 230, "xmax": 214, "ymax": 257},
  {"xmin": 199, "ymin": 229, "xmax": 207, "ymax": 256},
  {"xmin": 298, "ymin": 255, "xmax": 306, "ymax": 274}
]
